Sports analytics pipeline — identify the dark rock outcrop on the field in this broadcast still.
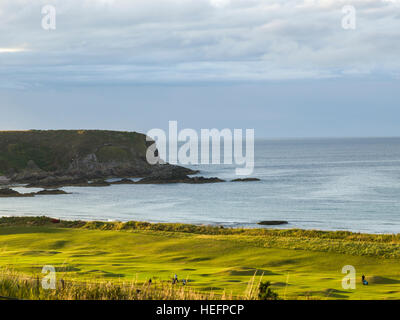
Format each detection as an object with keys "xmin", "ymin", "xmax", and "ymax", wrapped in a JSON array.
[
  {"xmin": 0, "ymin": 176, "xmax": 10, "ymax": 185},
  {"xmin": 231, "ymin": 178, "xmax": 260, "ymax": 182},
  {"xmin": 0, "ymin": 188, "xmax": 69, "ymax": 197},
  {"xmin": 0, "ymin": 188, "xmax": 68, "ymax": 198},
  {"xmin": 110, "ymin": 178, "xmax": 136, "ymax": 185},
  {"xmin": 258, "ymin": 221, "xmax": 288, "ymax": 226},
  {"xmin": 136, "ymin": 168, "xmax": 224, "ymax": 184},
  {"xmin": 35, "ymin": 189, "xmax": 69, "ymax": 195},
  {"xmin": 0, "ymin": 188, "xmax": 33, "ymax": 197},
  {"xmin": 26, "ymin": 177, "xmax": 90, "ymax": 188},
  {"xmin": 136, "ymin": 176, "xmax": 224, "ymax": 184},
  {"xmin": 88, "ymin": 179, "xmax": 111, "ymax": 187},
  {"xmin": 26, "ymin": 177, "xmax": 112, "ymax": 188}
]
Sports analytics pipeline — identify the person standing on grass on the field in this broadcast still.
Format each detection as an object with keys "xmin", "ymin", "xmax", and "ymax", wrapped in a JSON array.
[{"xmin": 362, "ymin": 275, "xmax": 368, "ymax": 285}]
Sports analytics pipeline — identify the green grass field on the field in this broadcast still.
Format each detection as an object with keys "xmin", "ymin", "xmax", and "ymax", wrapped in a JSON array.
[{"xmin": 0, "ymin": 217, "xmax": 399, "ymax": 300}]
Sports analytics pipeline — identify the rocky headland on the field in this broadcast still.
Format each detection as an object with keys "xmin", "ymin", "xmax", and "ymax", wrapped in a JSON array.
[
  {"xmin": 0, "ymin": 130, "xmax": 261, "ymax": 188},
  {"xmin": 0, "ymin": 130, "xmax": 199, "ymax": 187}
]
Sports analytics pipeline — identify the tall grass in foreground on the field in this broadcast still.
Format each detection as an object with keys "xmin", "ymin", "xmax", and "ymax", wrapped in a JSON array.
[{"xmin": 0, "ymin": 270, "xmax": 276, "ymax": 300}]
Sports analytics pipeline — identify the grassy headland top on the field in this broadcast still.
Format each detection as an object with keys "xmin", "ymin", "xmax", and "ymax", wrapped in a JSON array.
[{"xmin": 0, "ymin": 130, "xmax": 149, "ymax": 176}]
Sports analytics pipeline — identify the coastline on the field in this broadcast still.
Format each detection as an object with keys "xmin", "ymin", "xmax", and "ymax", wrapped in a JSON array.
[
  {"xmin": 2, "ymin": 216, "xmax": 400, "ymax": 259},
  {"xmin": 0, "ymin": 211, "xmax": 397, "ymax": 235},
  {"xmin": 2, "ymin": 135, "xmax": 400, "ymax": 235}
]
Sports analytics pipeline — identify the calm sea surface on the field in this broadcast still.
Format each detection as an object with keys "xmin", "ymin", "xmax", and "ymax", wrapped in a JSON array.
[{"xmin": 2, "ymin": 138, "xmax": 400, "ymax": 234}]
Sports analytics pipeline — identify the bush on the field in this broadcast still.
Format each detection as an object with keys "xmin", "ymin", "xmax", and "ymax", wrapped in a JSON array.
[{"xmin": 258, "ymin": 281, "xmax": 278, "ymax": 300}]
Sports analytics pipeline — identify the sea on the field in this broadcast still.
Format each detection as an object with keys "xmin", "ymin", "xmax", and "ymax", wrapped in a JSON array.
[{"xmin": 1, "ymin": 138, "xmax": 400, "ymax": 234}]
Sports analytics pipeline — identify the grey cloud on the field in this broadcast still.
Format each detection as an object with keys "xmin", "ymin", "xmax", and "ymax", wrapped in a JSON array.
[{"xmin": 0, "ymin": 0, "xmax": 399, "ymax": 87}]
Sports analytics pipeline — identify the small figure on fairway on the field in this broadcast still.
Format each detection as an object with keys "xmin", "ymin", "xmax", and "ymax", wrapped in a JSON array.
[{"xmin": 362, "ymin": 275, "xmax": 368, "ymax": 285}]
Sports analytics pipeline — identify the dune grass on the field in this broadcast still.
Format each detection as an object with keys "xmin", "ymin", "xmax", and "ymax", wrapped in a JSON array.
[
  {"xmin": 0, "ymin": 269, "xmax": 235, "ymax": 300},
  {"xmin": 0, "ymin": 217, "xmax": 399, "ymax": 300}
]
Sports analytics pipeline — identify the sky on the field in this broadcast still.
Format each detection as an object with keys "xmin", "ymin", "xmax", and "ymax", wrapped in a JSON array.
[{"xmin": 0, "ymin": 0, "xmax": 399, "ymax": 138}]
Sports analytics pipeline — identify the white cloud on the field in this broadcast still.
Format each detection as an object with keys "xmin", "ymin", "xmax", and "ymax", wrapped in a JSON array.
[
  {"xmin": 209, "ymin": 0, "xmax": 231, "ymax": 8},
  {"xmin": 0, "ymin": 0, "xmax": 399, "ymax": 87},
  {"xmin": 0, "ymin": 47, "xmax": 26, "ymax": 53}
]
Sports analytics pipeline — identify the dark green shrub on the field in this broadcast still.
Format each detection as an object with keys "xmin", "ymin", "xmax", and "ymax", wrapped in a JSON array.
[{"xmin": 258, "ymin": 281, "xmax": 278, "ymax": 300}]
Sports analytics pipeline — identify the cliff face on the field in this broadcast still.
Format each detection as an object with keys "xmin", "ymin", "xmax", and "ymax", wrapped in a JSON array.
[{"xmin": 0, "ymin": 130, "xmax": 191, "ymax": 183}]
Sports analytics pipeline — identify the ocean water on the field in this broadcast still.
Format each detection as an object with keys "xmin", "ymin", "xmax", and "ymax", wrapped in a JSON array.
[{"xmin": 1, "ymin": 138, "xmax": 400, "ymax": 234}]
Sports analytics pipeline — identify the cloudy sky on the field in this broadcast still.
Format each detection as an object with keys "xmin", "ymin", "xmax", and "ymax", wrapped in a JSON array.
[{"xmin": 1, "ymin": 0, "xmax": 399, "ymax": 137}]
